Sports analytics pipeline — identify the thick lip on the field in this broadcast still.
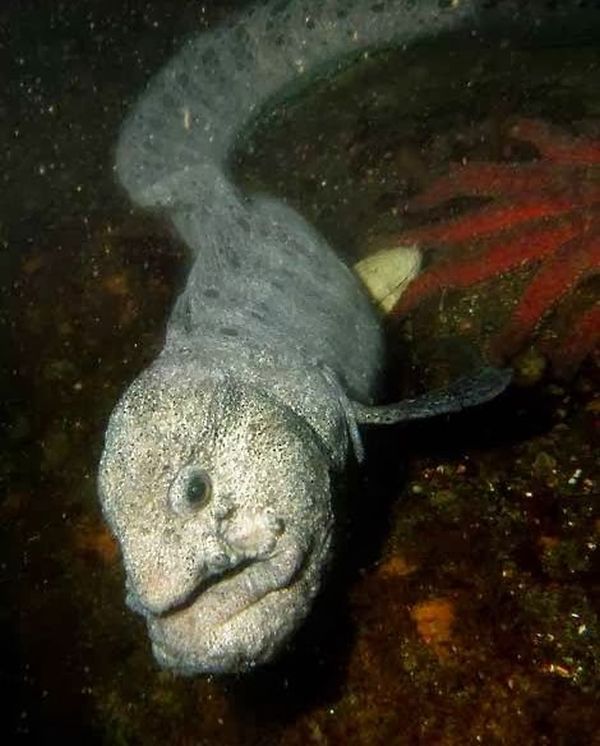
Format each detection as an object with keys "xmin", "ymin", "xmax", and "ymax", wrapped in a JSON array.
[
  {"xmin": 144, "ymin": 546, "xmax": 307, "ymax": 671},
  {"xmin": 152, "ymin": 557, "xmax": 257, "ymax": 619}
]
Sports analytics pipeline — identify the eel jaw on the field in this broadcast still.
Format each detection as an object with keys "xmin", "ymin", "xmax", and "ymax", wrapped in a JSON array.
[{"xmin": 141, "ymin": 538, "xmax": 323, "ymax": 675}]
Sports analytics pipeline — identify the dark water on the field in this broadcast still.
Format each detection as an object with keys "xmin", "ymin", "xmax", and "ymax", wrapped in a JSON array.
[{"xmin": 2, "ymin": 1, "xmax": 599, "ymax": 743}]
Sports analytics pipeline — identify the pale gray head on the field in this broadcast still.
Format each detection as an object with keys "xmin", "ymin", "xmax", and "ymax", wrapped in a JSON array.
[{"xmin": 98, "ymin": 363, "xmax": 334, "ymax": 674}]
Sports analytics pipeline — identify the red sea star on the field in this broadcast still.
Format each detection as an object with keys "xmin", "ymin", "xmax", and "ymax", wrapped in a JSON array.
[{"xmin": 392, "ymin": 119, "xmax": 600, "ymax": 376}]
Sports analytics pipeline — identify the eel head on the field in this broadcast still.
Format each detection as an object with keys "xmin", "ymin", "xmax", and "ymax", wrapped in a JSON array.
[{"xmin": 98, "ymin": 363, "xmax": 334, "ymax": 674}]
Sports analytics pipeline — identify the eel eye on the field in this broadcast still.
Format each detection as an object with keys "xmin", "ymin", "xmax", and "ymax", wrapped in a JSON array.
[
  {"xmin": 186, "ymin": 470, "xmax": 211, "ymax": 508},
  {"xmin": 169, "ymin": 465, "xmax": 212, "ymax": 516}
]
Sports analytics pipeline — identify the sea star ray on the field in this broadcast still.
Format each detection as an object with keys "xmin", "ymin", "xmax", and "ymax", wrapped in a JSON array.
[
  {"xmin": 553, "ymin": 303, "xmax": 600, "ymax": 376},
  {"xmin": 510, "ymin": 119, "xmax": 600, "ymax": 165},
  {"xmin": 394, "ymin": 218, "xmax": 582, "ymax": 316},
  {"xmin": 491, "ymin": 220, "xmax": 600, "ymax": 360},
  {"xmin": 407, "ymin": 161, "xmax": 600, "ymax": 210},
  {"xmin": 391, "ymin": 118, "xmax": 600, "ymax": 374}
]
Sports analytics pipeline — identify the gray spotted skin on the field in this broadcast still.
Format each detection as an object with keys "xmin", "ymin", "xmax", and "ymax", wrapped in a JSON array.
[
  {"xmin": 166, "ymin": 184, "xmax": 386, "ymax": 403},
  {"xmin": 99, "ymin": 0, "xmax": 475, "ymax": 674},
  {"xmin": 100, "ymin": 366, "xmax": 338, "ymax": 673}
]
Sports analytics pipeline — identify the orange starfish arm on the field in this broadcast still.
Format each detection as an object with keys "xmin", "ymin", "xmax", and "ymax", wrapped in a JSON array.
[
  {"xmin": 408, "ymin": 162, "xmax": 600, "ymax": 210},
  {"xmin": 551, "ymin": 303, "xmax": 600, "ymax": 377},
  {"xmin": 398, "ymin": 197, "xmax": 579, "ymax": 247},
  {"xmin": 393, "ymin": 218, "xmax": 582, "ymax": 316},
  {"xmin": 491, "ymin": 224, "xmax": 600, "ymax": 359},
  {"xmin": 511, "ymin": 119, "xmax": 600, "ymax": 166}
]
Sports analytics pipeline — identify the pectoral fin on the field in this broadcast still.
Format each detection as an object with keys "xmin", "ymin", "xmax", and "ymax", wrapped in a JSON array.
[{"xmin": 352, "ymin": 367, "xmax": 512, "ymax": 426}]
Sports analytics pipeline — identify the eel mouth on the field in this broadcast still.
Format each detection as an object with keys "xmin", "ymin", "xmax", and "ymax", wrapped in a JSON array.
[
  {"xmin": 144, "ymin": 546, "xmax": 309, "ymax": 673},
  {"xmin": 153, "ymin": 557, "xmax": 257, "ymax": 620}
]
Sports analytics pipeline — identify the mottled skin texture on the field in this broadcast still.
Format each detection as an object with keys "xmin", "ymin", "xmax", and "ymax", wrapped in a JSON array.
[
  {"xmin": 98, "ymin": 1, "xmax": 480, "ymax": 675},
  {"xmin": 98, "ymin": 177, "xmax": 388, "ymax": 674},
  {"xmin": 99, "ymin": 330, "xmax": 373, "ymax": 673},
  {"xmin": 99, "ymin": 362, "xmax": 344, "ymax": 672}
]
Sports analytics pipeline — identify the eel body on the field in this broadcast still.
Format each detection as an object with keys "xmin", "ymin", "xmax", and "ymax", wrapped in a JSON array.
[{"xmin": 98, "ymin": 0, "xmax": 511, "ymax": 675}]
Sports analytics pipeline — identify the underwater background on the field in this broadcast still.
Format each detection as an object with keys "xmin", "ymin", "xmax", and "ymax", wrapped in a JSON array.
[{"xmin": 2, "ymin": 1, "xmax": 599, "ymax": 743}]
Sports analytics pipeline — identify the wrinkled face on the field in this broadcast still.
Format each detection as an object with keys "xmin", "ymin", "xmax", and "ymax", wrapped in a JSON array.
[{"xmin": 98, "ymin": 365, "xmax": 334, "ymax": 674}]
